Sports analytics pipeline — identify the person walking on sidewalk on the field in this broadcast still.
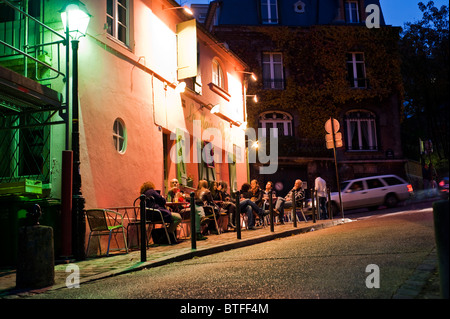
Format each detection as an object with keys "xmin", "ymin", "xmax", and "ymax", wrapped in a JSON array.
[{"xmin": 315, "ymin": 173, "xmax": 328, "ymax": 219}]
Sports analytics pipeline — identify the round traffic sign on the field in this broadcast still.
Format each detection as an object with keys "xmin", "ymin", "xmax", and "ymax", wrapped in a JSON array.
[{"xmin": 325, "ymin": 118, "xmax": 340, "ymax": 133}]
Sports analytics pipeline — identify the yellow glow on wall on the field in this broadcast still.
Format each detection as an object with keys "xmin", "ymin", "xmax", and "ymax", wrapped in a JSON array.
[
  {"xmin": 225, "ymin": 72, "xmax": 244, "ymax": 122},
  {"xmin": 148, "ymin": 11, "xmax": 177, "ymax": 81}
]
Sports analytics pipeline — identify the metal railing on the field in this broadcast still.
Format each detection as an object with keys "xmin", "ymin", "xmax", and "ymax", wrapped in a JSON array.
[
  {"xmin": 0, "ymin": 0, "xmax": 68, "ymax": 186},
  {"xmin": 0, "ymin": 0, "xmax": 66, "ymax": 81}
]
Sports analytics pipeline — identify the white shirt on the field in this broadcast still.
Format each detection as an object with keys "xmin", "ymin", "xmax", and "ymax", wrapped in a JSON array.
[{"xmin": 315, "ymin": 177, "xmax": 327, "ymax": 197}]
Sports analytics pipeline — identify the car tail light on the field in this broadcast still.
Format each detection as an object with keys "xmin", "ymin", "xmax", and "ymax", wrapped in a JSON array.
[
  {"xmin": 439, "ymin": 180, "xmax": 445, "ymax": 187},
  {"xmin": 407, "ymin": 184, "xmax": 413, "ymax": 192}
]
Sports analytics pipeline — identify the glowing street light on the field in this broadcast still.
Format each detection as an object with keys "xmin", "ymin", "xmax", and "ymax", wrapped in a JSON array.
[
  {"xmin": 60, "ymin": 0, "xmax": 91, "ymax": 261},
  {"xmin": 61, "ymin": 0, "xmax": 91, "ymax": 40}
]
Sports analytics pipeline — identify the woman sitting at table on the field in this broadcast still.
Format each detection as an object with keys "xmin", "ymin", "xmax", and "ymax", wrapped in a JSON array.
[
  {"xmin": 262, "ymin": 181, "xmax": 277, "ymax": 211},
  {"xmin": 140, "ymin": 181, "xmax": 181, "ymax": 236},
  {"xmin": 215, "ymin": 181, "xmax": 237, "ymax": 229},
  {"xmin": 196, "ymin": 180, "xmax": 222, "ymax": 235}
]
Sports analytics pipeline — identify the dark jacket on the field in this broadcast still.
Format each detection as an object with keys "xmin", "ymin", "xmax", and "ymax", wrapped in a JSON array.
[
  {"xmin": 144, "ymin": 189, "xmax": 172, "ymax": 223},
  {"xmin": 250, "ymin": 187, "xmax": 263, "ymax": 207},
  {"xmin": 286, "ymin": 187, "xmax": 305, "ymax": 207}
]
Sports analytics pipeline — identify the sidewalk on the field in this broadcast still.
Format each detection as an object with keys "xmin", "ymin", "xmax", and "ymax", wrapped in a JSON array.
[{"xmin": 0, "ymin": 218, "xmax": 348, "ymax": 297}]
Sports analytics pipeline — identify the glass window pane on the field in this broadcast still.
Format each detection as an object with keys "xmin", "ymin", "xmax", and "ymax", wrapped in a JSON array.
[
  {"xmin": 118, "ymin": 24, "xmax": 127, "ymax": 43},
  {"xmin": 273, "ymin": 53, "xmax": 282, "ymax": 63},
  {"xmin": 118, "ymin": 5, "xmax": 126, "ymax": 24},
  {"xmin": 107, "ymin": 17, "xmax": 113, "ymax": 35},
  {"xmin": 107, "ymin": 0, "xmax": 113, "ymax": 16}
]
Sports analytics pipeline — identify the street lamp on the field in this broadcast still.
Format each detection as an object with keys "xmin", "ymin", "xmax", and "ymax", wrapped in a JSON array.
[{"xmin": 61, "ymin": 0, "xmax": 91, "ymax": 261}]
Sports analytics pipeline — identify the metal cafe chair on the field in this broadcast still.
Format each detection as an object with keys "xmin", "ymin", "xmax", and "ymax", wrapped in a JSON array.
[
  {"xmin": 145, "ymin": 196, "xmax": 175, "ymax": 245},
  {"xmin": 86, "ymin": 209, "xmax": 128, "ymax": 257},
  {"xmin": 202, "ymin": 204, "xmax": 221, "ymax": 234}
]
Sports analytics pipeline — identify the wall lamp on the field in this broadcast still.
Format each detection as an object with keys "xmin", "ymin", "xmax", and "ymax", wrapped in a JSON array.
[
  {"xmin": 164, "ymin": 6, "xmax": 193, "ymax": 15},
  {"xmin": 210, "ymin": 104, "xmax": 220, "ymax": 114},
  {"xmin": 247, "ymin": 95, "xmax": 258, "ymax": 103},
  {"xmin": 200, "ymin": 103, "xmax": 219, "ymax": 112},
  {"xmin": 164, "ymin": 81, "xmax": 186, "ymax": 93},
  {"xmin": 236, "ymin": 121, "xmax": 248, "ymax": 130},
  {"xmin": 236, "ymin": 70, "xmax": 257, "ymax": 81},
  {"xmin": 201, "ymin": 103, "xmax": 242, "ymax": 128}
]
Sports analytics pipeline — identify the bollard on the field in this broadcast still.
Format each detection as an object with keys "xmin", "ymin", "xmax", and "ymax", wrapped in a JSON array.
[
  {"xmin": 292, "ymin": 189, "xmax": 297, "ymax": 228},
  {"xmin": 311, "ymin": 188, "xmax": 316, "ymax": 223},
  {"xmin": 269, "ymin": 189, "xmax": 274, "ymax": 232},
  {"xmin": 327, "ymin": 188, "xmax": 332, "ymax": 220},
  {"xmin": 235, "ymin": 191, "xmax": 241, "ymax": 240},
  {"xmin": 190, "ymin": 192, "xmax": 196, "ymax": 250},
  {"xmin": 315, "ymin": 189, "xmax": 320, "ymax": 220},
  {"xmin": 433, "ymin": 200, "xmax": 449, "ymax": 299},
  {"xmin": 140, "ymin": 194, "xmax": 147, "ymax": 262},
  {"xmin": 16, "ymin": 204, "xmax": 55, "ymax": 289}
]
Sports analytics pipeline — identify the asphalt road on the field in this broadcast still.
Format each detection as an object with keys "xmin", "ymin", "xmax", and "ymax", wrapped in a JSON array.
[{"xmin": 28, "ymin": 203, "xmax": 436, "ymax": 301}]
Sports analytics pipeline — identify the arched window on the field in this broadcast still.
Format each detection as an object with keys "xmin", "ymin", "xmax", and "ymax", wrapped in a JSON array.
[
  {"xmin": 344, "ymin": 110, "xmax": 378, "ymax": 151},
  {"xmin": 259, "ymin": 111, "xmax": 293, "ymax": 137},
  {"xmin": 212, "ymin": 59, "xmax": 225, "ymax": 89}
]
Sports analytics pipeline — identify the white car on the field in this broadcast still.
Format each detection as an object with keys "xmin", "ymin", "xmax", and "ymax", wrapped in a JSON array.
[{"xmin": 327, "ymin": 175, "xmax": 413, "ymax": 216}]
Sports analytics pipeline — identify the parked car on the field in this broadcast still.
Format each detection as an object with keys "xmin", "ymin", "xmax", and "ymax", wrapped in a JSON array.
[
  {"xmin": 438, "ymin": 176, "xmax": 449, "ymax": 199},
  {"xmin": 320, "ymin": 175, "xmax": 414, "ymax": 216}
]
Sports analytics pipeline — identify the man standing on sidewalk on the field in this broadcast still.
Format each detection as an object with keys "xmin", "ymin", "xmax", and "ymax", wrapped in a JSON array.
[{"xmin": 315, "ymin": 173, "xmax": 328, "ymax": 219}]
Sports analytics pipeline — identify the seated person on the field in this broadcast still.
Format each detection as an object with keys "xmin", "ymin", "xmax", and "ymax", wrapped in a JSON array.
[
  {"xmin": 262, "ymin": 181, "xmax": 277, "ymax": 211},
  {"xmin": 250, "ymin": 179, "xmax": 263, "ymax": 209},
  {"xmin": 167, "ymin": 178, "xmax": 185, "ymax": 202},
  {"xmin": 195, "ymin": 180, "xmax": 220, "ymax": 237},
  {"xmin": 215, "ymin": 181, "xmax": 237, "ymax": 229},
  {"xmin": 239, "ymin": 183, "xmax": 264, "ymax": 230},
  {"xmin": 140, "ymin": 181, "xmax": 182, "ymax": 236},
  {"xmin": 274, "ymin": 179, "xmax": 305, "ymax": 224}
]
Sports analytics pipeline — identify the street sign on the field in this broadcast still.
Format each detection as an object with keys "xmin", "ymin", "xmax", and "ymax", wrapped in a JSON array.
[
  {"xmin": 326, "ymin": 138, "xmax": 343, "ymax": 149},
  {"xmin": 326, "ymin": 132, "xmax": 342, "ymax": 142},
  {"xmin": 325, "ymin": 118, "xmax": 340, "ymax": 133}
]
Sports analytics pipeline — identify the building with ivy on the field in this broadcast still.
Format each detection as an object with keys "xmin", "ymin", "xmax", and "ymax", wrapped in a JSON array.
[{"xmin": 198, "ymin": 0, "xmax": 406, "ymax": 197}]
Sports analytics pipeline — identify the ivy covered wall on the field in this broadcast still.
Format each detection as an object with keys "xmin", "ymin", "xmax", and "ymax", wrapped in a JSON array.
[{"xmin": 215, "ymin": 25, "xmax": 404, "ymax": 140}]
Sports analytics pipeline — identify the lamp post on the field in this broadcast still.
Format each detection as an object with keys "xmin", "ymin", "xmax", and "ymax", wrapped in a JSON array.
[{"xmin": 61, "ymin": 0, "xmax": 91, "ymax": 261}]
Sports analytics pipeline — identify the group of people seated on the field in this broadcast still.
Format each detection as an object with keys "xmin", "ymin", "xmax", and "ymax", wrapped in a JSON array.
[
  {"xmin": 239, "ymin": 179, "xmax": 306, "ymax": 229},
  {"xmin": 138, "ymin": 178, "xmax": 307, "ymax": 242}
]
